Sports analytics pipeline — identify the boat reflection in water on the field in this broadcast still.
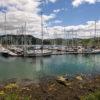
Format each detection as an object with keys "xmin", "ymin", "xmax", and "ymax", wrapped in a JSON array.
[{"xmin": 0, "ymin": 54, "xmax": 100, "ymax": 81}]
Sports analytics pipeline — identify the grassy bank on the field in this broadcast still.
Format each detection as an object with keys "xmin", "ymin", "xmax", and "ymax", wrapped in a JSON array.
[
  {"xmin": 0, "ymin": 75, "xmax": 100, "ymax": 100},
  {"xmin": 81, "ymin": 91, "xmax": 100, "ymax": 100}
]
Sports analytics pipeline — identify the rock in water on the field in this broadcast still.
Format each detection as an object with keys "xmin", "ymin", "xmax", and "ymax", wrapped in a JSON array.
[
  {"xmin": 57, "ymin": 76, "xmax": 66, "ymax": 82},
  {"xmin": 76, "ymin": 76, "xmax": 83, "ymax": 81},
  {"xmin": 56, "ymin": 76, "xmax": 69, "ymax": 86}
]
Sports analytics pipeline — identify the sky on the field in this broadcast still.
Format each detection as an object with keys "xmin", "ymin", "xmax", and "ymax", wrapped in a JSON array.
[{"xmin": 0, "ymin": 0, "xmax": 100, "ymax": 39}]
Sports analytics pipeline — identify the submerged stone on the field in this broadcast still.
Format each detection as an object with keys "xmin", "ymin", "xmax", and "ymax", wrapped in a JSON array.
[
  {"xmin": 57, "ymin": 76, "xmax": 66, "ymax": 82},
  {"xmin": 76, "ymin": 76, "xmax": 83, "ymax": 81},
  {"xmin": 56, "ymin": 76, "xmax": 70, "ymax": 86}
]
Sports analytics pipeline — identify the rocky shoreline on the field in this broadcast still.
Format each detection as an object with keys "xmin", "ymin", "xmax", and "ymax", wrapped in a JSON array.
[{"xmin": 0, "ymin": 75, "xmax": 100, "ymax": 100}]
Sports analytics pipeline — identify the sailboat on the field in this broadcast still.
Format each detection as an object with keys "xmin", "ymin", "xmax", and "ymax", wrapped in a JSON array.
[
  {"xmin": 0, "ymin": 13, "xmax": 18, "ymax": 57},
  {"xmin": 33, "ymin": 1, "xmax": 52, "ymax": 57}
]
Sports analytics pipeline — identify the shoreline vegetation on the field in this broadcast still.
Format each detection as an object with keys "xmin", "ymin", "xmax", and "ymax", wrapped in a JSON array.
[
  {"xmin": 0, "ymin": 74, "xmax": 100, "ymax": 100},
  {"xmin": 0, "ymin": 34, "xmax": 100, "ymax": 47}
]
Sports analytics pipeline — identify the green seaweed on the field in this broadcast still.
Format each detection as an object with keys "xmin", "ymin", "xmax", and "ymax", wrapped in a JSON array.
[{"xmin": 80, "ymin": 91, "xmax": 100, "ymax": 100}]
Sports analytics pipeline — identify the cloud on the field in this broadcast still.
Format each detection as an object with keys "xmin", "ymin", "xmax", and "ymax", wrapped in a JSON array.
[
  {"xmin": 45, "ymin": 0, "xmax": 59, "ymax": 4},
  {"xmin": 54, "ymin": 20, "xmax": 62, "ymax": 24},
  {"xmin": 46, "ymin": 20, "xmax": 100, "ymax": 39},
  {"xmin": 53, "ymin": 8, "xmax": 67, "ymax": 14},
  {"xmin": 72, "ymin": 0, "xmax": 100, "ymax": 7},
  {"xmin": 53, "ymin": 9, "xmax": 61, "ymax": 13},
  {"xmin": 48, "ymin": 0, "xmax": 59, "ymax": 3},
  {"xmin": 43, "ymin": 14, "xmax": 56, "ymax": 21},
  {"xmin": 0, "ymin": 0, "xmax": 57, "ymax": 38}
]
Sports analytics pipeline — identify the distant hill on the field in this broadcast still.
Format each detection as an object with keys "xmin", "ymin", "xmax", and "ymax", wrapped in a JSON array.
[
  {"xmin": 0, "ymin": 34, "xmax": 42, "ymax": 45},
  {"xmin": 0, "ymin": 34, "xmax": 100, "ymax": 47}
]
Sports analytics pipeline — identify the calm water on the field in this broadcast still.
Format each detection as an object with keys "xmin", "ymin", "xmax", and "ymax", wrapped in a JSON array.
[{"xmin": 0, "ymin": 54, "xmax": 100, "ymax": 81}]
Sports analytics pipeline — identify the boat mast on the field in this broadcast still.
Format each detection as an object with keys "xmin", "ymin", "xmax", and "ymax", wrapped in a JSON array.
[
  {"xmin": 16, "ymin": 29, "xmax": 19, "ymax": 45},
  {"xmin": 24, "ymin": 22, "xmax": 27, "ymax": 46},
  {"xmin": 23, "ymin": 22, "xmax": 27, "ymax": 56},
  {"xmin": 95, "ymin": 20, "xmax": 99, "ymax": 48},
  {"xmin": 94, "ymin": 20, "xmax": 96, "ymax": 36},
  {"xmin": 41, "ymin": 11, "xmax": 44, "ymax": 53},
  {"xmin": 63, "ymin": 0, "xmax": 66, "ymax": 50},
  {"xmin": 4, "ymin": 12, "xmax": 7, "ymax": 46},
  {"xmin": 66, "ymin": 31, "xmax": 68, "ymax": 50},
  {"xmin": 0, "ymin": 14, "xmax": 3, "ymax": 45},
  {"xmin": 76, "ymin": 30, "xmax": 78, "ymax": 49},
  {"xmin": 71, "ymin": 29, "xmax": 74, "ymax": 48},
  {"xmin": 40, "ymin": 0, "xmax": 45, "ymax": 55},
  {"xmin": 94, "ymin": 20, "xmax": 96, "ymax": 48},
  {"xmin": 67, "ymin": 31, "xmax": 69, "ymax": 49}
]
